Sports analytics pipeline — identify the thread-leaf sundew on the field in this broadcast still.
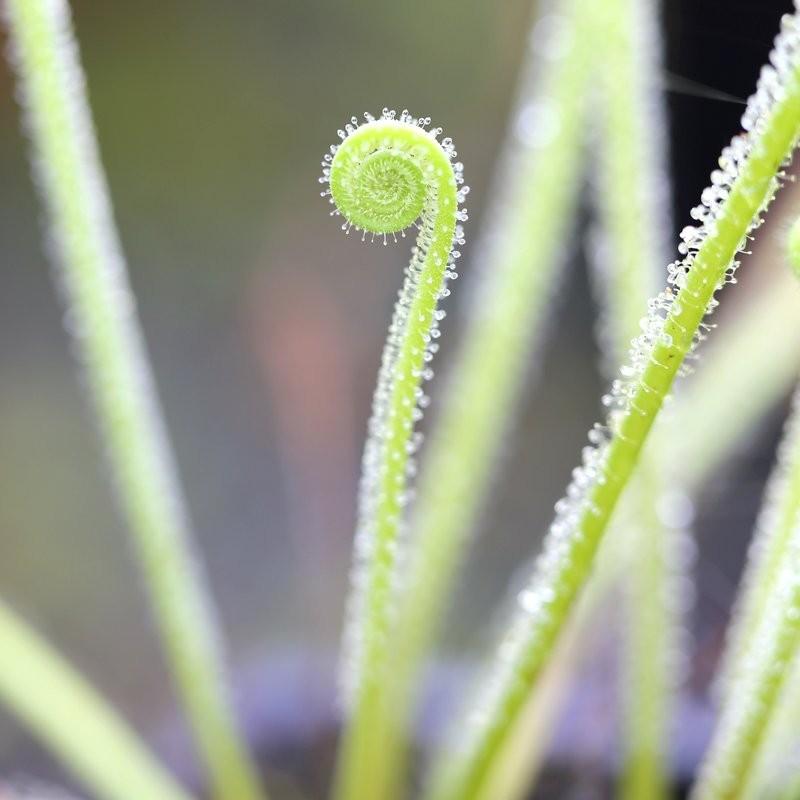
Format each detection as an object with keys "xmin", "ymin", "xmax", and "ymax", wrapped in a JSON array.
[
  {"xmin": 424, "ymin": 10, "xmax": 800, "ymax": 799},
  {"xmin": 321, "ymin": 109, "xmax": 466, "ymax": 800},
  {"xmin": 1, "ymin": 2, "xmax": 265, "ymax": 798}
]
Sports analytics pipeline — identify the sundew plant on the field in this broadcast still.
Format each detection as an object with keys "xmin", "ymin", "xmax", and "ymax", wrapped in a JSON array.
[{"xmin": 2, "ymin": 1, "xmax": 800, "ymax": 800}]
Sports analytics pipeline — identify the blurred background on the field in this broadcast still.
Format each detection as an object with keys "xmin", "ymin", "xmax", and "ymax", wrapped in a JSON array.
[{"xmin": 0, "ymin": 0, "xmax": 797, "ymax": 796}]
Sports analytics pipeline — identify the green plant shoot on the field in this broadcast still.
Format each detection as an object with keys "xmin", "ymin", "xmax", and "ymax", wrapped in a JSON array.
[
  {"xmin": 1, "ymin": 2, "xmax": 265, "ymax": 798},
  {"xmin": 320, "ymin": 110, "xmax": 466, "ymax": 800},
  {"xmin": 424, "ymin": 9, "xmax": 800, "ymax": 799},
  {"xmin": 0, "ymin": 600, "xmax": 192, "ymax": 800}
]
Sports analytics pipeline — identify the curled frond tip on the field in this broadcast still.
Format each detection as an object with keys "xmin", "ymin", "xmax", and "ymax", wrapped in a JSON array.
[{"xmin": 320, "ymin": 109, "xmax": 468, "ymax": 242}]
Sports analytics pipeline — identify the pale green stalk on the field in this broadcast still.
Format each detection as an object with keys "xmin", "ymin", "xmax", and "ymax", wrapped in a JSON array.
[
  {"xmin": 692, "ymin": 390, "xmax": 800, "ymax": 799},
  {"xmin": 472, "ymin": 570, "xmax": 614, "ymax": 800},
  {"xmin": 347, "ymin": 1, "xmax": 597, "ymax": 796},
  {"xmin": 481, "ymin": 260, "xmax": 800, "ymax": 800},
  {"xmin": 693, "ymin": 225, "xmax": 800, "ymax": 799},
  {"xmin": 589, "ymin": 0, "xmax": 669, "ymax": 365},
  {"xmin": 587, "ymin": 0, "xmax": 675, "ymax": 796},
  {"xmin": 0, "ymin": 600, "xmax": 193, "ymax": 800},
  {"xmin": 715, "ymin": 389, "xmax": 800, "ymax": 701},
  {"xmin": 322, "ymin": 112, "xmax": 463, "ymax": 800},
  {"xmin": 753, "ymin": 653, "xmax": 800, "ymax": 799},
  {"xmin": 476, "ymin": 262, "xmax": 800, "ymax": 800},
  {"xmin": 614, "ymin": 473, "xmax": 678, "ymax": 800},
  {"xmin": 425, "ymin": 9, "xmax": 800, "ymax": 798},
  {"xmin": 2, "ymin": 3, "xmax": 264, "ymax": 798},
  {"xmin": 745, "ymin": 398, "xmax": 800, "ymax": 800},
  {"xmin": 740, "ymin": 545, "xmax": 800, "ymax": 800}
]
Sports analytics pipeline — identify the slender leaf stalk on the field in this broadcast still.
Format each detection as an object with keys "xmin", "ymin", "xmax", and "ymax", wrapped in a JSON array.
[
  {"xmin": 737, "ymin": 578, "xmax": 800, "ymax": 800},
  {"xmin": 587, "ymin": 0, "xmax": 676, "ymax": 796},
  {"xmin": 715, "ymin": 389, "xmax": 800, "ymax": 702},
  {"xmin": 589, "ymin": 0, "xmax": 669, "ymax": 365},
  {"xmin": 425, "ymin": 10, "xmax": 800, "ymax": 799},
  {"xmin": 0, "ymin": 600, "xmax": 193, "ymax": 800},
  {"xmin": 692, "ymin": 388, "xmax": 800, "ymax": 798},
  {"xmin": 751, "ymin": 650, "xmax": 800, "ymax": 799},
  {"xmin": 346, "ymin": 1, "xmax": 598, "ymax": 795},
  {"xmin": 472, "ymin": 566, "xmax": 615, "ymax": 800},
  {"xmin": 321, "ymin": 111, "xmax": 465, "ymax": 800},
  {"xmin": 740, "ymin": 279, "xmax": 800, "ymax": 800},
  {"xmin": 694, "ymin": 214, "xmax": 800, "ymax": 800},
  {"xmin": 615, "ymin": 473, "xmax": 682, "ymax": 800},
  {"xmin": 475, "ymin": 262, "xmax": 800, "ymax": 800},
  {"xmin": 2, "ymin": 3, "xmax": 264, "ymax": 798},
  {"xmin": 472, "ymin": 264, "xmax": 800, "ymax": 800}
]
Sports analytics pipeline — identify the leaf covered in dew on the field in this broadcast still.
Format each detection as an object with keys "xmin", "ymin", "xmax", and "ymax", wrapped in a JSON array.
[
  {"xmin": 425, "ymin": 6, "xmax": 800, "ymax": 799},
  {"xmin": 320, "ymin": 109, "xmax": 468, "ymax": 712},
  {"xmin": 322, "ymin": 109, "xmax": 471, "ymax": 800}
]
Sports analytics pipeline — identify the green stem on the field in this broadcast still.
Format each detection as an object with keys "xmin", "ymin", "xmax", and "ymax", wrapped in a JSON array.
[
  {"xmin": 715, "ymin": 388, "xmax": 800, "ymax": 702},
  {"xmin": 695, "ymin": 224, "xmax": 800, "ymax": 798},
  {"xmin": 616, "ymin": 473, "xmax": 677, "ymax": 800},
  {"xmin": 470, "ymin": 572, "xmax": 614, "ymax": 800},
  {"xmin": 588, "ymin": 0, "xmax": 675, "ymax": 796},
  {"xmin": 425, "ymin": 11, "xmax": 800, "ymax": 799},
  {"xmin": 737, "ymin": 267, "xmax": 800, "ymax": 798},
  {"xmin": 692, "ymin": 387, "xmax": 800, "ymax": 799},
  {"xmin": 2, "ymin": 3, "xmax": 265, "ymax": 798},
  {"xmin": 474, "ymin": 262, "xmax": 800, "ymax": 799},
  {"xmin": 753, "ymin": 651, "xmax": 800, "ymax": 799},
  {"xmin": 351, "ymin": 1, "xmax": 597, "ymax": 795},
  {"xmin": 322, "ymin": 112, "xmax": 462, "ymax": 800},
  {"xmin": 0, "ymin": 600, "xmax": 193, "ymax": 800},
  {"xmin": 590, "ymin": 0, "xmax": 669, "ymax": 365}
]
